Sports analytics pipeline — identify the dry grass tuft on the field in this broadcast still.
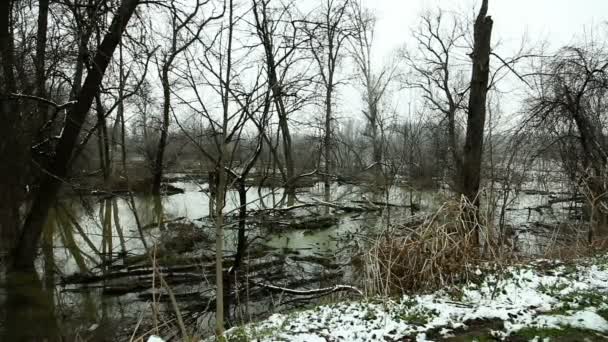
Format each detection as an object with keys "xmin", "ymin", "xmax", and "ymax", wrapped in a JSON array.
[
  {"xmin": 542, "ymin": 232, "xmax": 608, "ymax": 261},
  {"xmin": 360, "ymin": 197, "xmax": 511, "ymax": 296}
]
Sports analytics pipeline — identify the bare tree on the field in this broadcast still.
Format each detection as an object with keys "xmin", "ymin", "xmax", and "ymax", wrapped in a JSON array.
[
  {"xmin": 170, "ymin": 0, "xmax": 271, "ymax": 330},
  {"xmin": 401, "ymin": 9, "xmax": 469, "ymax": 192},
  {"xmin": 349, "ymin": 1, "xmax": 396, "ymax": 180},
  {"xmin": 253, "ymin": 0, "xmax": 312, "ymax": 206},
  {"xmin": 528, "ymin": 41, "xmax": 608, "ymax": 239},
  {"xmin": 306, "ymin": 0, "xmax": 352, "ymax": 201},
  {"xmin": 151, "ymin": 0, "xmax": 224, "ymax": 195}
]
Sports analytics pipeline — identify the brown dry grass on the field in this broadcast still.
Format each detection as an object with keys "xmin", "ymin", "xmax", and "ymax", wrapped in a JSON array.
[
  {"xmin": 541, "ymin": 232, "xmax": 608, "ymax": 261},
  {"xmin": 360, "ymin": 197, "xmax": 514, "ymax": 296}
]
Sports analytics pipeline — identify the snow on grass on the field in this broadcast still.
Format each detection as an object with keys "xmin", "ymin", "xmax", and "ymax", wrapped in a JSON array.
[{"xmin": 225, "ymin": 256, "xmax": 608, "ymax": 341}]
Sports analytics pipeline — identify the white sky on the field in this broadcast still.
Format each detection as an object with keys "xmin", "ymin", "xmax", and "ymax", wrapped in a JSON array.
[
  {"xmin": 331, "ymin": 0, "xmax": 608, "ymax": 125},
  {"xmin": 368, "ymin": 0, "xmax": 608, "ymax": 59}
]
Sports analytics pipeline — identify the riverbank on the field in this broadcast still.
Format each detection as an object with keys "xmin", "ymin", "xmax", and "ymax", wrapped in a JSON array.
[{"xmin": 185, "ymin": 253, "xmax": 608, "ymax": 341}]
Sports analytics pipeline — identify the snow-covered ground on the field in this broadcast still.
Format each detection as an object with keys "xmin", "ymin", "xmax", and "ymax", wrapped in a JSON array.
[
  {"xmin": 149, "ymin": 255, "xmax": 608, "ymax": 341},
  {"xmin": 225, "ymin": 257, "xmax": 608, "ymax": 341}
]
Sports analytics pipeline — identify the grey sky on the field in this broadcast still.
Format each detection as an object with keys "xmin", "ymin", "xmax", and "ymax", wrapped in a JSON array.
[
  {"xmin": 368, "ymin": 0, "xmax": 608, "ymax": 59},
  {"xmin": 331, "ymin": 0, "xmax": 608, "ymax": 125}
]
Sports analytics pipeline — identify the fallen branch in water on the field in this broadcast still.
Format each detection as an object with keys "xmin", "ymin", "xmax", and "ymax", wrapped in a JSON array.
[
  {"xmin": 252, "ymin": 281, "xmax": 363, "ymax": 296},
  {"xmin": 311, "ymin": 198, "xmax": 370, "ymax": 212},
  {"xmin": 351, "ymin": 200, "xmax": 416, "ymax": 208}
]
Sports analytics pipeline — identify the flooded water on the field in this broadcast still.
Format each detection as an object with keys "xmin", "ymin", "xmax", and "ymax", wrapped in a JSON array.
[{"xmin": 0, "ymin": 177, "xmax": 586, "ymax": 340}]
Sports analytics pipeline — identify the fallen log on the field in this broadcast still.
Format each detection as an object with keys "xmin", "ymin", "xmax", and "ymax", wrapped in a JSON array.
[
  {"xmin": 311, "ymin": 198, "xmax": 370, "ymax": 212},
  {"xmin": 251, "ymin": 281, "xmax": 363, "ymax": 296},
  {"xmin": 548, "ymin": 196, "xmax": 585, "ymax": 205},
  {"xmin": 351, "ymin": 200, "xmax": 417, "ymax": 209}
]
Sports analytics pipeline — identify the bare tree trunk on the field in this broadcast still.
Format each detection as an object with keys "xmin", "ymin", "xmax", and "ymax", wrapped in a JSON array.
[
  {"xmin": 152, "ymin": 66, "xmax": 171, "ymax": 195},
  {"xmin": 223, "ymin": 177, "xmax": 247, "ymax": 326},
  {"xmin": 95, "ymin": 93, "xmax": 112, "ymax": 181},
  {"xmin": 35, "ymin": 0, "xmax": 49, "ymax": 123},
  {"xmin": 69, "ymin": 7, "xmax": 95, "ymax": 101},
  {"xmin": 312, "ymin": 0, "xmax": 351, "ymax": 204},
  {"xmin": 215, "ymin": 153, "xmax": 227, "ymax": 335},
  {"xmin": 117, "ymin": 38, "xmax": 128, "ymax": 174},
  {"xmin": 448, "ymin": 111, "xmax": 463, "ymax": 192},
  {"xmin": 0, "ymin": 0, "xmax": 22, "ymax": 269},
  {"xmin": 279, "ymin": 112, "xmax": 296, "ymax": 205},
  {"xmin": 234, "ymin": 179, "xmax": 247, "ymax": 271},
  {"xmin": 115, "ymin": 40, "xmax": 128, "ymax": 259},
  {"xmin": 461, "ymin": 0, "xmax": 493, "ymax": 236},
  {"xmin": 324, "ymin": 87, "xmax": 332, "ymax": 203},
  {"xmin": 370, "ymin": 105, "xmax": 381, "ymax": 167},
  {"xmin": 216, "ymin": 1, "xmax": 234, "ymax": 334}
]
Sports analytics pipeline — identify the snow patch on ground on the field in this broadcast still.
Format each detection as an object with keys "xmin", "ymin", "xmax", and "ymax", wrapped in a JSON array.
[{"xmin": 224, "ymin": 256, "xmax": 608, "ymax": 341}]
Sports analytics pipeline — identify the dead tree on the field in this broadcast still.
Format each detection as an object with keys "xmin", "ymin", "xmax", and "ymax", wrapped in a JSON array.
[{"xmin": 461, "ymin": 0, "xmax": 493, "ymax": 216}]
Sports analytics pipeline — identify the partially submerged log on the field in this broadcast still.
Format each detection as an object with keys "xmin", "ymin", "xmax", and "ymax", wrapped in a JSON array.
[
  {"xmin": 310, "ymin": 198, "xmax": 370, "ymax": 213},
  {"xmin": 286, "ymin": 215, "xmax": 339, "ymax": 230},
  {"xmin": 87, "ymin": 183, "xmax": 185, "ymax": 197},
  {"xmin": 351, "ymin": 199, "xmax": 419, "ymax": 210},
  {"xmin": 548, "ymin": 196, "xmax": 585, "ymax": 205}
]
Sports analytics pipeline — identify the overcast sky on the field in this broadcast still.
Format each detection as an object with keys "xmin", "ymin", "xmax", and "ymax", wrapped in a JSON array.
[
  {"xmin": 367, "ymin": 0, "xmax": 608, "ymax": 60},
  {"xmin": 329, "ymin": 0, "xmax": 608, "ymax": 124}
]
